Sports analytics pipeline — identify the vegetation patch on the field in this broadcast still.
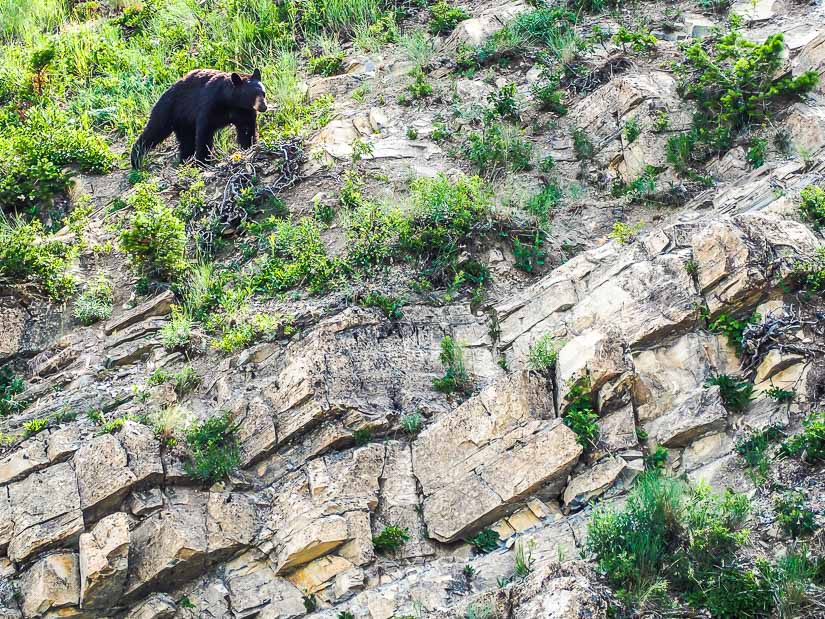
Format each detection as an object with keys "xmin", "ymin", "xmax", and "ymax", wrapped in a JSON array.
[
  {"xmin": 779, "ymin": 410, "xmax": 825, "ymax": 463},
  {"xmin": 432, "ymin": 336, "xmax": 472, "ymax": 396},
  {"xmin": 372, "ymin": 525, "xmax": 410, "ymax": 552},
  {"xmin": 184, "ymin": 413, "xmax": 240, "ymax": 484}
]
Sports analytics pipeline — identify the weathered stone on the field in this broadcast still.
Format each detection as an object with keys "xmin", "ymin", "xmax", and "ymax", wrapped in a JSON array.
[
  {"xmin": 20, "ymin": 552, "xmax": 80, "ymax": 618},
  {"xmin": 563, "ymin": 457, "xmax": 637, "ymax": 510},
  {"xmin": 206, "ymin": 491, "xmax": 258, "ymax": 557},
  {"xmin": 73, "ymin": 422, "xmax": 161, "ymax": 517},
  {"xmin": 79, "ymin": 512, "xmax": 130, "ymax": 609},
  {"xmin": 795, "ymin": 31, "xmax": 825, "ymax": 93},
  {"xmin": 556, "ymin": 329, "xmax": 629, "ymax": 394},
  {"xmin": 125, "ymin": 594, "xmax": 176, "ymax": 619},
  {"xmin": 46, "ymin": 425, "xmax": 84, "ymax": 463},
  {"xmin": 105, "ymin": 290, "xmax": 175, "ymax": 335},
  {"xmin": 224, "ymin": 551, "xmax": 306, "ymax": 618},
  {"xmin": 7, "ymin": 462, "xmax": 84, "ymax": 562},
  {"xmin": 440, "ymin": 0, "xmax": 527, "ymax": 51},
  {"xmin": 0, "ymin": 436, "xmax": 49, "ymax": 485},
  {"xmin": 754, "ymin": 349, "xmax": 804, "ymax": 385},
  {"xmin": 597, "ymin": 406, "xmax": 637, "ymax": 452},
  {"xmin": 413, "ymin": 372, "xmax": 581, "ymax": 542},
  {"xmin": 645, "ymin": 387, "xmax": 727, "ymax": 447},
  {"xmin": 129, "ymin": 488, "xmax": 163, "ymax": 517},
  {"xmin": 288, "ymin": 555, "xmax": 354, "ymax": 595}
]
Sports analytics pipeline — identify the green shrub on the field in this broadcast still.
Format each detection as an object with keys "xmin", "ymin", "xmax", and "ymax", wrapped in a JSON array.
[
  {"xmin": 613, "ymin": 26, "xmax": 656, "ymax": 53},
  {"xmin": 467, "ymin": 528, "xmax": 500, "ymax": 553},
  {"xmin": 0, "ymin": 215, "xmax": 76, "ymax": 300},
  {"xmin": 531, "ymin": 69, "xmax": 566, "ymax": 115},
  {"xmin": 644, "ymin": 445, "xmax": 669, "ymax": 470},
  {"xmin": 766, "ymin": 386, "xmax": 795, "ymax": 403},
  {"xmin": 774, "ymin": 491, "xmax": 817, "ymax": 539},
  {"xmin": 512, "ymin": 233, "xmax": 546, "ymax": 274},
  {"xmin": 525, "ymin": 180, "xmax": 562, "ymax": 223},
  {"xmin": 708, "ymin": 311, "xmax": 760, "ymax": 354},
  {"xmin": 119, "ymin": 182, "xmax": 187, "ymax": 282},
  {"xmin": 173, "ymin": 366, "xmax": 200, "ymax": 397},
  {"xmin": 432, "ymin": 336, "xmax": 472, "ymax": 395},
  {"xmin": 99, "ymin": 417, "xmax": 126, "ymax": 434},
  {"xmin": 588, "ymin": 473, "xmax": 757, "ymax": 612},
  {"xmin": 429, "ymin": 0, "xmax": 468, "ymax": 35},
  {"xmin": 184, "ymin": 413, "xmax": 240, "ymax": 483},
  {"xmin": 0, "ymin": 366, "xmax": 25, "ymax": 417},
  {"xmin": 309, "ymin": 52, "xmax": 345, "ymax": 76},
  {"xmin": 73, "ymin": 275, "xmax": 113, "ymax": 325},
  {"xmin": 706, "ymin": 374, "xmax": 754, "ymax": 412},
  {"xmin": 572, "ymin": 127, "xmax": 594, "ymax": 160},
  {"xmin": 360, "ymin": 291, "xmax": 405, "ymax": 319},
  {"xmin": 780, "ymin": 410, "xmax": 825, "ymax": 463},
  {"xmin": 23, "ymin": 417, "xmax": 50, "ymax": 436},
  {"xmin": 161, "ymin": 310, "xmax": 193, "ymax": 351},
  {"xmin": 746, "ymin": 137, "xmax": 767, "ymax": 168},
  {"xmin": 527, "ymin": 333, "xmax": 560, "ymax": 371},
  {"xmin": 339, "ymin": 169, "xmax": 365, "ymax": 208},
  {"xmin": 623, "ymin": 118, "xmax": 641, "ymax": 143},
  {"xmin": 563, "ymin": 378, "xmax": 599, "ymax": 448},
  {"xmin": 735, "ymin": 425, "xmax": 782, "ymax": 481},
  {"xmin": 372, "ymin": 525, "xmax": 410, "ymax": 551},
  {"xmin": 212, "ymin": 313, "xmax": 294, "ymax": 354},
  {"xmin": 406, "ymin": 68, "xmax": 433, "ymax": 100},
  {"xmin": 675, "ymin": 30, "xmax": 819, "ymax": 152},
  {"xmin": 652, "ymin": 111, "xmax": 669, "ymax": 132},
  {"xmin": 799, "ymin": 185, "xmax": 825, "ymax": 229},
  {"xmin": 790, "ymin": 247, "xmax": 825, "ymax": 294},
  {"xmin": 353, "ymin": 427, "xmax": 372, "ymax": 445},
  {"xmin": 400, "ymin": 412, "xmax": 423, "ymax": 435},
  {"xmin": 487, "ymin": 83, "xmax": 521, "ymax": 122},
  {"xmin": 465, "ymin": 122, "xmax": 533, "ymax": 176},
  {"xmin": 666, "ymin": 129, "xmax": 700, "ymax": 173}
]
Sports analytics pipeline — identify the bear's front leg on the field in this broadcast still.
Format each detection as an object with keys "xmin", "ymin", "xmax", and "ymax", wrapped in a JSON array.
[{"xmin": 194, "ymin": 117, "xmax": 216, "ymax": 163}]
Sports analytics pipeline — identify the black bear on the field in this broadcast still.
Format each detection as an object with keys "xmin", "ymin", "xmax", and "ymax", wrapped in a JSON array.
[{"xmin": 130, "ymin": 68, "xmax": 267, "ymax": 168}]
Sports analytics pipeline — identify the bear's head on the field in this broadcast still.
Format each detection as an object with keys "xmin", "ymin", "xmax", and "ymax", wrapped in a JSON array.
[{"xmin": 231, "ymin": 68, "xmax": 267, "ymax": 113}]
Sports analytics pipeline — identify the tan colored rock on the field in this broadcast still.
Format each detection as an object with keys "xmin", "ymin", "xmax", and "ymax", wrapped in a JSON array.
[
  {"xmin": 0, "ymin": 437, "xmax": 49, "ymax": 485},
  {"xmin": 785, "ymin": 102, "xmax": 825, "ymax": 155},
  {"xmin": 288, "ymin": 555, "xmax": 354, "ymax": 594},
  {"xmin": 440, "ymin": 0, "xmax": 527, "ymax": 52},
  {"xmin": 645, "ymin": 387, "xmax": 727, "ymax": 447},
  {"xmin": 795, "ymin": 31, "xmax": 825, "ymax": 93},
  {"xmin": 20, "ymin": 552, "xmax": 80, "ymax": 618},
  {"xmin": 46, "ymin": 425, "xmax": 84, "ymax": 463},
  {"xmin": 556, "ymin": 329, "xmax": 628, "ymax": 396},
  {"xmin": 124, "ymin": 594, "xmax": 176, "ymax": 619},
  {"xmin": 597, "ymin": 406, "xmax": 637, "ymax": 452},
  {"xmin": 79, "ymin": 512, "xmax": 130, "ymax": 609},
  {"xmin": 105, "ymin": 290, "xmax": 175, "ymax": 335},
  {"xmin": 754, "ymin": 349, "xmax": 804, "ymax": 385},
  {"xmin": 7, "ymin": 462, "xmax": 84, "ymax": 562},
  {"xmin": 73, "ymin": 422, "xmax": 161, "ymax": 518},
  {"xmin": 563, "ymin": 457, "xmax": 636, "ymax": 510},
  {"xmin": 413, "ymin": 372, "xmax": 581, "ymax": 542},
  {"xmin": 506, "ymin": 507, "xmax": 542, "ymax": 533},
  {"xmin": 224, "ymin": 551, "xmax": 306, "ymax": 618}
]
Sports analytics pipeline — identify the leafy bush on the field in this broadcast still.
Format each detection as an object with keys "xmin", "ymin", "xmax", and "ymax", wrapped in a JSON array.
[
  {"xmin": 212, "ymin": 313, "xmax": 294, "ymax": 354},
  {"xmin": 73, "ymin": 275, "xmax": 113, "ymax": 325},
  {"xmin": 613, "ymin": 26, "xmax": 656, "ymax": 53},
  {"xmin": 429, "ymin": 0, "xmax": 468, "ymax": 35},
  {"xmin": 623, "ymin": 118, "xmax": 641, "ymax": 143},
  {"xmin": 400, "ymin": 412, "xmax": 423, "ymax": 435},
  {"xmin": 609, "ymin": 222, "xmax": 643, "ymax": 245},
  {"xmin": 708, "ymin": 311, "xmax": 760, "ymax": 354},
  {"xmin": 432, "ymin": 336, "xmax": 472, "ymax": 395},
  {"xmin": 674, "ymin": 30, "xmax": 819, "ymax": 152},
  {"xmin": 0, "ymin": 215, "xmax": 76, "ymax": 299},
  {"xmin": 563, "ymin": 378, "xmax": 599, "ymax": 448},
  {"xmin": 360, "ymin": 291, "xmax": 404, "ymax": 319},
  {"xmin": 531, "ymin": 68, "xmax": 566, "ymax": 115},
  {"xmin": 23, "ymin": 417, "xmax": 50, "ymax": 437},
  {"xmin": 789, "ymin": 247, "xmax": 825, "ymax": 294},
  {"xmin": 512, "ymin": 232, "xmax": 546, "ymax": 273},
  {"xmin": 468, "ymin": 528, "xmax": 500, "ymax": 554},
  {"xmin": 119, "ymin": 182, "xmax": 187, "ymax": 282},
  {"xmin": 644, "ymin": 445, "xmax": 669, "ymax": 470},
  {"xmin": 780, "ymin": 410, "xmax": 825, "ymax": 463},
  {"xmin": 0, "ymin": 366, "xmax": 25, "ymax": 416},
  {"xmin": 706, "ymin": 374, "xmax": 753, "ymax": 412},
  {"xmin": 527, "ymin": 333, "xmax": 560, "ymax": 371},
  {"xmin": 405, "ymin": 68, "xmax": 433, "ymax": 100},
  {"xmin": 799, "ymin": 185, "xmax": 825, "ymax": 229},
  {"xmin": 774, "ymin": 491, "xmax": 817, "ymax": 539},
  {"xmin": 746, "ymin": 137, "xmax": 767, "ymax": 168},
  {"xmin": 487, "ymin": 83, "xmax": 521, "ymax": 122},
  {"xmin": 372, "ymin": 525, "xmax": 410, "ymax": 551},
  {"xmin": 525, "ymin": 180, "xmax": 562, "ymax": 223},
  {"xmin": 766, "ymin": 386, "xmax": 795, "ymax": 403},
  {"xmin": 309, "ymin": 52, "xmax": 345, "ymax": 76},
  {"xmin": 572, "ymin": 127, "xmax": 594, "ymax": 160},
  {"xmin": 161, "ymin": 310, "xmax": 193, "ymax": 351},
  {"xmin": 184, "ymin": 413, "xmax": 240, "ymax": 483},
  {"xmin": 465, "ymin": 122, "xmax": 533, "ymax": 177},
  {"xmin": 735, "ymin": 425, "xmax": 782, "ymax": 481},
  {"xmin": 588, "ymin": 472, "xmax": 760, "ymax": 612},
  {"xmin": 173, "ymin": 365, "xmax": 200, "ymax": 397}
]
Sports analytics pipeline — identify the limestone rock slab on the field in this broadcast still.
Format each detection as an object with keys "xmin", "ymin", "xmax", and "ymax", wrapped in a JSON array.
[{"xmin": 79, "ymin": 512, "xmax": 130, "ymax": 609}]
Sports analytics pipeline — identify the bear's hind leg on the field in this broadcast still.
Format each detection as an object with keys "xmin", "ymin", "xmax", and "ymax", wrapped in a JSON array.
[{"xmin": 131, "ymin": 112, "xmax": 173, "ymax": 169}]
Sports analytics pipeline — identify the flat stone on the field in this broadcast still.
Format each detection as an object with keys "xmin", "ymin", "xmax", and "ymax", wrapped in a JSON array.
[
  {"xmin": 0, "ymin": 437, "xmax": 49, "ymax": 485},
  {"xmin": 79, "ymin": 512, "xmax": 130, "ymax": 609},
  {"xmin": 20, "ymin": 552, "xmax": 80, "ymax": 618},
  {"xmin": 563, "ymin": 457, "xmax": 635, "ymax": 510},
  {"xmin": 105, "ymin": 291, "xmax": 175, "ymax": 335},
  {"xmin": 124, "ymin": 594, "xmax": 177, "ymax": 619},
  {"xmin": 645, "ymin": 387, "xmax": 727, "ymax": 447}
]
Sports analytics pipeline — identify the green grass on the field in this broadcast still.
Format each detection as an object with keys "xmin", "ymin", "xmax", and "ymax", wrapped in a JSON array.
[
  {"xmin": 527, "ymin": 333, "xmax": 560, "ymax": 371},
  {"xmin": 780, "ymin": 410, "xmax": 825, "ymax": 463},
  {"xmin": 432, "ymin": 336, "xmax": 472, "ymax": 395},
  {"xmin": 372, "ymin": 525, "xmax": 410, "ymax": 552},
  {"xmin": 184, "ymin": 413, "xmax": 240, "ymax": 483}
]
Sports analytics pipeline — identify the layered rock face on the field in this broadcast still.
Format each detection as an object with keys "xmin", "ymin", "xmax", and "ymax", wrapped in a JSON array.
[{"xmin": 2, "ymin": 0, "xmax": 825, "ymax": 617}]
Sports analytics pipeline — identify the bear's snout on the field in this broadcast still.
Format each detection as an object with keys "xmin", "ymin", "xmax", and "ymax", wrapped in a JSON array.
[{"xmin": 255, "ymin": 97, "xmax": 268, "ymax": 113}]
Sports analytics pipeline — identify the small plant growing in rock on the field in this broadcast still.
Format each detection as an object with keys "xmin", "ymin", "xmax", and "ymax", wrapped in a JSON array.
[
  {"xmin": 406, "ymin": 127, "xmax": 418, "ymax": 140},
  {"xmin": 735, "ymin": 425, "xmax": 782, "ymax": 481},
  {"xmin": 538, "ymin": 155, "xmax": 555, "ymax": 173},
  {"xmin": 309, "ymin": 51, "xmax": 345, "ymax": 76},
  {"xmin": 487, "ymin": 83, "xmax": 521, "ymax": 122},
  {"xmin": 799, "ymin": 185, "xmax": 825, "ymax": 229},
  {"xmin": 623, "ymin": 118, "xmax": 641, "ymax": 143},
  {"xmin": 184, "ymin": 413, "xmax": 240, "ymax": 484},
  {"xmin": 571, "ymin": 127, "xmax": 594, "ymax": 160},
  {"xmin": 400, "ymin": 413, "xmax": 423, "ymax": 435},
  {"xmin": 774, "ymin": 491, "xmax": 816, "ymax": 539},
  {"xmin": 0, "ymin": 366, "xmax": 25, "ymax": 417},
  {"xmin": 353, "ymin": 427, "xmax": 373, "ymax": 445},
  {"xmin": 87, "ymin": 409, "xmax": 104, "ymax": 425},
  {"xmin": 337, "ymin": 612, "xmax": 355, "ymax": 619},
  {"xmin": 746, "ymin": 137, "xmax": 767, "ymax": 168},
  {"xmin": 609, "ymin": 222, "xmax": 644, "ymax": 245},
  {"xmin": 351, "ymin": 137, "xmax": 374, "ymax": 161},
  {"xmin": 178, "ymin": 597, "xmax": 195, "ymax": 609},
  {"xmin": 406, "ymin": 68, "xmax": 434, "ymax": 101},
  {"xmin": 433, "ymin": 336, "xmax": 473, "ymax": 395},
  {"xmin": 513, "ymin": 538, "xmax": 535, "ymax": 579},
  {"xmin": 303, "ymin": 594, "xmax": 317, "ymax": 612},
  {"xmin": 779, "ymin": 410, "xmax": 825, "ymax": 463},
  {"xmin": 465, "ymin": 602, "xmax": 495, "ymax": 619},
  {"xmin": 706, "ymin": 374, "xmax": 754, "ymax": 412},
  {"xmin": 708, "ymin": 311, "xmax": 760, "ymax": 354},
  {"xmin": 160, "ymin": 310, "xmax": 193, "ymax": 351},
  {"xmin": 563, "ymin": 378, "xmax": 599, "ymax": 448},
  {"xmin": 372, "ymin": 525, "xmax": 410, "ymax": 552},
  {"xmin": 23, "ymin": 417, "xmax": 49, "ymax": 436},
  {"xmin": 684, "ymin": 259, "xmax": 699, "ymax": 277},
  {"xmin": 652, "ymin": 111, "xmax": 670, "ymax": 132},
  {"xmin": 613, "ymin": 26, "xmax": 657, "ymax": 53},
  {"xmin": 462, "ymin": 564, "xmax": 477, "ymax": 579},
  {"xmin": 429, "ymin": 0, "xmax": 468, "ymax": 34},
  {"xmin": 766, "ymin": 386, "xmax": 795, "ymax": 403},
  {"xmin": 314, "ymin": 198, "xmax": 335, "ymax": 224},
  {"xmin": 527, "ymin": 333, "xmax": 561, "ymax": 371},
  {"xmin": 73, "ymin": 275, "xmax": 113, "ymax": 325},
  {"xmin": 531, "ymin": 69, "xmax": 566, "ymax": 115},
  {"xmin": 468, "ymin": 528, "xmax": 500, "ymax": 554},
  {"xmin": 173, "ymin": 365, "xmax": 200, "ymax": 397},
  {"xmin": 644, "ymin": 445, "xmax": 668, "ymax": 470},
  {"xmin": 360, "ymin": 292, "xmax": 405, "ymax": 320},
  {"xmin": 465, "ymin": 123, "xmax": 533, "ymax": 177},
  {"xmin": 99, "ymin": 417, "xmax": 126, "ymax": 434},
  {"xmin": 789, "ymin": 247, "xmax": 825, "ymax": 294}
]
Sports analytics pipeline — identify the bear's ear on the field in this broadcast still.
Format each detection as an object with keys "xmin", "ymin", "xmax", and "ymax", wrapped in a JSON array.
[
  {"xmin": 251, "ymin": 68, "xmax": 261, "ymax": 81},
  {"xmin": 231, "ymin": 72, "xmax": 243, "ymax": 87}
]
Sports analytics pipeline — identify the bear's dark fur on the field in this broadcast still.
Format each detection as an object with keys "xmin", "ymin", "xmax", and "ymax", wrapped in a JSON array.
[{"xmin": 130, "ymin": 68, "xmax": 267, "ymax": 168}]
